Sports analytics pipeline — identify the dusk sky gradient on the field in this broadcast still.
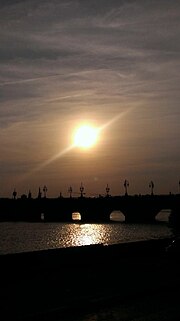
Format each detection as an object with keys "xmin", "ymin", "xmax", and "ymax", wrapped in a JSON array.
[{"xmin": 0, "ymin": 0, "xmax": 180, "ymax": 197}]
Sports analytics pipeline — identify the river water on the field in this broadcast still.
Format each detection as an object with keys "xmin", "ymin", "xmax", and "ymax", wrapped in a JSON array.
[{"xmin": 0, "ymin": 210, "xmax": 174, "ymax": 254}]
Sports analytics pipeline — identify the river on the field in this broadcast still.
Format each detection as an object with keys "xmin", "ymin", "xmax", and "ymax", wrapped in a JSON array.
[{"xmin": 0, "ymin": 210, "xmax": 174, "ymax": 254}]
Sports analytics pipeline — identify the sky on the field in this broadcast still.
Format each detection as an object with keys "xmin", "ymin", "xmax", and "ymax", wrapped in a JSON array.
[{"xmin": 0, "ymin": 0, "xmax": 180, "ymax": 198}]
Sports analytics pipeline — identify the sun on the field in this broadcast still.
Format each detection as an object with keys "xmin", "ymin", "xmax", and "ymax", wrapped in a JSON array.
[{"xmin": 74, "ymin": 125, "xmax": 98, "ymax": 149}]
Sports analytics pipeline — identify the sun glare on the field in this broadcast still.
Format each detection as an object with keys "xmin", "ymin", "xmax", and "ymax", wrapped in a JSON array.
[
  {"xmin": 21, "ymin": 109, "xmax": 133, "ymax": 178},
  {"xmin": 74, "ymin": 125, "xmax": 98, "ymax": 149}
]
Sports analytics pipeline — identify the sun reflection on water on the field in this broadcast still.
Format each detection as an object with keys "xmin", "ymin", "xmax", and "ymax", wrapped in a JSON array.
[
  {"xmin": 77, "ymin": 224, "xmax": 104, "ymax": 246},
  {"xmin": 54, "ymin": 223, "xmax": 109, "ymax": 247}
]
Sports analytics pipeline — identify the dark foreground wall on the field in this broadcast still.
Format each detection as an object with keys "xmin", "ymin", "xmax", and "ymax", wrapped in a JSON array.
[{"xmin": 1, "ymin": 237, "xmax": 180, "ymax": 321}]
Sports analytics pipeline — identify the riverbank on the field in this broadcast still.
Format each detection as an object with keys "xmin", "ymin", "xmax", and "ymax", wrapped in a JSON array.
[{"xmin": 1, "ymin": 237, "xmax": 180, "ymax": 321}]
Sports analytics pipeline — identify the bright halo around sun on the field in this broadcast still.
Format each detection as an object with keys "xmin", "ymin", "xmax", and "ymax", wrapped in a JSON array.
[{"xmin": 74, "ymin": 125, "xmax": 98, "ymax": 149}]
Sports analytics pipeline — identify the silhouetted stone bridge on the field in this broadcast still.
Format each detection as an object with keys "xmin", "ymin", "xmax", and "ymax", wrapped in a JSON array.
[{"xmin": 0, "ymin": 194, "xmax": 179, "ymax": 223}]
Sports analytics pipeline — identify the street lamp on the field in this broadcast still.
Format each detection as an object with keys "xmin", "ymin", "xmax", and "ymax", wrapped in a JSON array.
[
  {"xmin": 43, "ymin": 185, "xmax": 48, "ymax": 198},
  {"xmin": 68, "ymin": 186, "xmax": 73, "ymax": 198},
  {"xmin": 80, "ymin": 182, "xmax": 85, "ymax": 198},
  {"xmin": 124, "ymin": 180, "xmax": 129, "ymax": 196},
  {"xmin": 106, "ymin": 184, "xmax": 110, "ymax": 197},
  {"xmin": 149, "ymin": 181, "xmax": 154, "ymax": 195},
  {"xmin": 12, "ymin": 188, "xmax": 17, "ymax": 199}
]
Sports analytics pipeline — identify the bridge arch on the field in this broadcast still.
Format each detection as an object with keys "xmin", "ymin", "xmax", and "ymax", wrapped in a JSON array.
[
  {"xmin": 155, "ymin": 209, "xmax": 171, "ymax": 222},
  {"xmin": 110, "ymin": 210, "xmax": 125, "ymax": 222},
  {"xmin": 72, "ymin": 212, "xmax": 81, "ymax": 221}
]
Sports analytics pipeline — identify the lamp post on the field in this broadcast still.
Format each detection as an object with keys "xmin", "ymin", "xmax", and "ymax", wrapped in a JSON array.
[
  {"xmin": 38, "ymin": 187, "xmax": 42, "ymax": 199},
  {"xmin": 43, "ymin": 185, "xmax": 48, "ymax": 198},
  {"xmin": 124, "ymin": 180, "xmax": 129, "ymax": 196},
  {"xmin": 80, "ymin": 182, "xmax": 85, "ymax": 198},
  {"xmin": 12, "ymin": 188, "xmax": 17, "ymax": 199},
  {"xmin": 149, "ymin": 181, "xmax": 154, "ymax": 195},
  {"xmin": 68, "ymin": 186, "xmax": 73, "ymax": 198},
  {"xmin": 106, "ymin": 184, "xmax": 110, "ymax": 197}
]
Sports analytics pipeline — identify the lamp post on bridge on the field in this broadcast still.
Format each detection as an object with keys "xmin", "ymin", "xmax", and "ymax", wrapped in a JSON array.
[
  {"xmin": 38, "ymin": 187, "xmax": 42, "ymax": 199},
  {"xmin": 80, "ymin": 182, "xmax": 85, "ymax": 198},
  {"xmin": 68, "ymin": 186, "xmax": 73, "ymax": 198},
  {"xmin": 124, "ymin": 180, "xmax": 129, "ymax": 196},
  {"xmin": 43, "ymin": 185, "xmax": 48, "ymax": 198},
  {"xmin": 149, "ymin": 181, "xmax": 154, "ymax": 195},
  {"xmin": 106, "ymin": 184, "xmax": 110, "ymax": 197},
  {"xmin": 12, "ymin": 188, "xmax": 17, "ymax": 199}
]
